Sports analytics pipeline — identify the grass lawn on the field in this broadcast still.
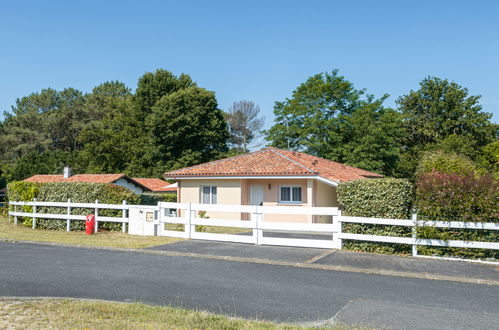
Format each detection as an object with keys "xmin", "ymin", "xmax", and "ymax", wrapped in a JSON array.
[
  {"xmin": 0, "ymin": 215, "xmax": 181, "ymax": 249},
  {"xmin": 0, "ymin": 298, "xmax": 350, "ymax": 329}
]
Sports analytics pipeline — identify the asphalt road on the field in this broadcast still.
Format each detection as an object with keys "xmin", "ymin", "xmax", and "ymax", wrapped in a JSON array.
[{"xmin": 1, "ymin": 241, "xmax": 498, "ymax": 329}]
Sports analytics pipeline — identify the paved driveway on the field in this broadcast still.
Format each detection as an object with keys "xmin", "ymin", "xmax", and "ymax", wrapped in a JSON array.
[
  {"xmin": 149, "ymin": 239, "xmax": 499, "ymax": 282},
  {"xmin": 1, "ymin": 241, "xmax": 498, "ymax": 329}
]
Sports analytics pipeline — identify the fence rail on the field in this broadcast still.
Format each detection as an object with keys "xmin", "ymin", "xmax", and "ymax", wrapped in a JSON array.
[
  {"xmin": 8, "ymin": 200, "xmax": 128, "ymax": 233},
  {"xmin": 7, "ymin": 200, "xmax": 499, "ymax": 257}
]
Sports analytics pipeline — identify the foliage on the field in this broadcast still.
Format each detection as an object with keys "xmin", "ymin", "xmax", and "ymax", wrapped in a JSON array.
[
  {"xmin": 225, "ymin": 100, "xmax": 265, "ymax": 152},
  {"xmin": 6, "ymin": 181, "xmax": 40, "ymax": 226},
  {"xmin": 265, "ymin": 70, "xmax": 403, "ymax": 176},
  {"xmin": 3, "ymin": 150, "xmax": 79, "ymax": 182},
  {"xmin": 415, "ymin": 150, "xmax": 477, "ymax": 178},
  {"xmin": 395, "ymin": 76, "xmax": 497, "ymax": 177},
  {"xmin": 7, "ymin": 181, "xmax": 141, "ymax": 231},
  {"xmin": 416, "ymin": 172, "xmax": 497, "ymax": 223},
  {"xmin": 415, "ymin": 171, "xmax": 498, "ymax": 259},
  {"xmin": 477, "ymin": 141, "xmax": 499, "ymax": 177},
  {"xmin": 139, "ymin": 193, "xmax": 177, "ymax": 205},
  {"xmin": 337, "ymin": 178, "xmax": 414, "ymax": 254},
  {"xmin": 338, "ymin": 178, "xmax": 414, "ymax": 219},
  {"xmin": 146, "ymin": 83, "xmax": 230, "ymax": 173},
  {"xmin": 0, "ymin": 70, "xmax": 230, "ymax": 182}
]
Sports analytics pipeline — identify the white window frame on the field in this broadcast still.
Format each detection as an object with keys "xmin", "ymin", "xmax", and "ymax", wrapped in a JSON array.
[
  {"xmin": 278, "ymin": 185, "xmax": 302, "ymax": 204},
  {"xmin": 201, "ymin": 186, "xmax": 217, "ymax": 204}
]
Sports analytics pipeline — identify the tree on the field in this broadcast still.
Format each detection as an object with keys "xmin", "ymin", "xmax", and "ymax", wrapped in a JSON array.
[
  {"xmin": 396, "ymin": 76, "xmax": 497, "ymax": 177},
  {"xmin": 225, "ymin": 100, "xmax": 264, "ymax": 152},
  {"xmin": 146, "ymin": 86, "xmax": 229, "ymax": 172},
  {"xmin": 265, "ymin": 70, "xmax": 403, "ymax": 175},
  {"xmin": 77, "ymin": 81, "xmax": 135, "ymax": 174}
]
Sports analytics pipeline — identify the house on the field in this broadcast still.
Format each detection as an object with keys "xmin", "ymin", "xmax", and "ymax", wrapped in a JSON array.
[
  {"xmin": 164, "ymin": 147, "xmax": 382, "ymax": 223},
  {"xmin": 24, "ymin": 167, "xmax": 150, "ymax": 194},
  {"xmin": 132, "ymin": 178, "xmax": 177, "ymax": 194}
]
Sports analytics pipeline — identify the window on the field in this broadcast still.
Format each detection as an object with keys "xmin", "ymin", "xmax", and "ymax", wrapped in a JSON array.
[
  {"xmin": 279, "ymin": 186, "xmax": 302, "ymax": 203},
  {"xmin": 201, "ymin": 186, "xmax": 217, "ymax": 204}
]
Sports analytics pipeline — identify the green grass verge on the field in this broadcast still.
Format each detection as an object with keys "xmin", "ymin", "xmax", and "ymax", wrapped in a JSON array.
[
  {"xmin": 0, "ymin": 298, "xmax": 352, "ymax": 329},
  {"xmin": 0, "ymin": 215, "xmax": 181, "ymax": 249}
]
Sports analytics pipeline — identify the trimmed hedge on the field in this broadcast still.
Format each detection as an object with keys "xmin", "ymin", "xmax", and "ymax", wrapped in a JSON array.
[
  {"xmin": 8, "ymin": 181, "xmax": 141, "ymax": 231},
  {"xmin": 337, "ymin": 178, "xmax": 415, "ymax": 254},
  {"xmin": 139, "ymin": 193, "xmax": 177, "ymax": 205},
  {"xmin": 416, "ymin": 171, "xmax": 498, "ymax": 259}
]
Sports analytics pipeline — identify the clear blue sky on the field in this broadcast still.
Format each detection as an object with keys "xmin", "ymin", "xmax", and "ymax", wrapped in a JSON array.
[{"xmin": 1, "ymin": 0, "xmax": 498, "ymax": 127}]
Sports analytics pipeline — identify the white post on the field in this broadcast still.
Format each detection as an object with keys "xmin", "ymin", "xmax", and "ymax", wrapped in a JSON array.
[
  {"xmin": 94, "ymin": 199, "xmax": 99, "ymax": 233},
  {"xmin": 14, "ymin": 204, "xmax": 18, "ymax": 225},
  {"xmin": 32, "ymin": 198, "xmax": 37, "ymax": 230},
  {"xmin": 332, "ymin": 209, "xmax": 342, "ymax": 249},
  {"xmin": 186, "ymin": 202, "xmax": 193, "ymax": 239},
  {"xmin": 66, "ymin": 198, "xmax": 71, "ymax": 232},
  {"xmin": 411, "ymin": 212, "xmax": 418, "ymax": 256},
  {"xmin": 252, "ymin": 205, "xmax": 259, "ymax": 245},
  {"xmin": 122, "ymin": 200, "xmax": 127, "ymax": 233}
]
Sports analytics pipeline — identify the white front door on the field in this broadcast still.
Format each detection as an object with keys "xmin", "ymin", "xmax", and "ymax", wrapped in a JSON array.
[{"xmin": 250, "ymin": 185, "xmax": 264, "ymax": 206}]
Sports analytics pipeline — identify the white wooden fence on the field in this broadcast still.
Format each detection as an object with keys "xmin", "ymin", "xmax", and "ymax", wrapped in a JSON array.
[
  {"xmin": 9, "ymin": 200, "xmax": 129, "ymax": 233},
  {"xmin": 7, "ymin": 200, "xmax": 499, "ymax": 257},
  {"xmin": 156, "ymin": 202, "xmax": 499, "ymax": 255}
]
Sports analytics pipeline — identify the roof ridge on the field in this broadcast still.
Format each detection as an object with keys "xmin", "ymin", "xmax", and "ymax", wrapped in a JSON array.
[
  {"xmin": 276, "ymin": 148, "xmax": 380, "ymax": 176},
  {"xmin": 165, "ymin": 149, "xmax": 271, "ymax": 175},
  {"xmin": 268, "ymin": 148, "xmax": 317, "ymax": 174}
]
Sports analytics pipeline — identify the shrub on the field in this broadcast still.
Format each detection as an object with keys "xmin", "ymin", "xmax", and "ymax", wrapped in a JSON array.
[
  {"xmin": 415, "ymin": 150, "xmax": 477, "ymax": 179},
  {"xmin": 416, "ymin": 171, "xmax": 498, "ymax": 259},
  {"xmin": 7, "ymin": 181, "xmax": 141, "ymax": 231},
  {"xmin": 7, "ymin": 181, "xmax": 40, "ymax": 226},
  {"xmin": 139, "ymin": 193, "xmax": 177, "ymax": 205},
  {"xmin": 337, "ymin": 178, "xmax": 414, "ymax": 254}
]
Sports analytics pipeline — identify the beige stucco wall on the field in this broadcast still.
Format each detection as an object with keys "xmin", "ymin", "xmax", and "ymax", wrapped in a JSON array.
[
  {"xmin": 179, "ymin": 179, "xmax": 242, "ymax": 220},
  {"xmin": 243, "ymin": 178, "xmax": 311, "ymax": 223},
  {"xmin": 177, "ymin": 178, "xmax": 338, "ymax": 224},
  {"xmin": 314, "ymin": 180, "xmax": 338, "ymax": 223}
]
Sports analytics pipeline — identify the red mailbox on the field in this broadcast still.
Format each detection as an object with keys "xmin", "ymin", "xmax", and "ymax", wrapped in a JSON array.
[{"xmin": 85, "ymin": 214, "xmax": 95, "ymax": 235}]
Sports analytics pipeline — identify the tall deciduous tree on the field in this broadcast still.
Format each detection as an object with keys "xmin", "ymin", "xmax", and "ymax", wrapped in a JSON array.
[
  {"xmin": 127, "ymin": 69, "xmax": 229, "ymax": 176},
  {"xmin": 395, "ymin": 77, "xmax": 497, "ymax": 177},
  {"xmin": 225, "ymin": 100, "xmax": 264, "ymax": 152},
  {"xmin": 265, "ymin": 70, "xmax": 403, "ymax": 175}
]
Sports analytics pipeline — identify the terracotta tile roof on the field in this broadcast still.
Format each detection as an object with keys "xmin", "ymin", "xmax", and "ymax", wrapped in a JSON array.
[
  {"xmin": 133, "ymin": 178, "xmax": 177, "ymax": 193},
  {"xmin": 24, "ymin": 174, "xmax": 127, "ymax": 184},
  {"xmin": 164, "ymin": 147, "xmax": 383, "ymax": 183}
]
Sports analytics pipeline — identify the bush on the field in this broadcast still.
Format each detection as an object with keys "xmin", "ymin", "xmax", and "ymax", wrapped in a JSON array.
[
  {"xmin": 139, "ymin": 193, "xmax": 177, "ymax": 205},
  {"xmin": 416, "ymin": 171, "xmax": 498, "ymax": 259},
  {"xmin": 337, "ymin": 178, "xmax": 415, "ymax": 254},
  {"xmin": 7, "ymin": 181, "xmax": 40, "ymax": 226},
  {"xmin": 7, "ymin": 182, "xmax": 141, "ymax": 231},
  {"xmin": 415, "ymin": 150, "xmax": 477, "ymax": 178}
]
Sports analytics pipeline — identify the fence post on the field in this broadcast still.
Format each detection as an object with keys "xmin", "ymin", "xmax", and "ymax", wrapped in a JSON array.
[
  {"xmin": 66, "ymin": 198, "xmax": 71, "ymax": 232},
  {"xmin": 411, "ymin": 211, "xmax": 418, "ymax": 256},
  {"xmin": 32, "ymin": 198, "xmax": 37, "ymax": 230},
  {"xmin": 14, "ymin": 204, "xmax": 18, "ymax": 225},
  {"xmin": 94, "ymin": 199, "xmax": 99, "ymax": 233},
  {"xmin": 122, "ymin": 200, "xmax": 127, "ymax": 233},
  {"xmin": 332, "ymin": 209, "xmax": 342, "ymax": 249},
  {"xmin": 252, "ymin": 206, "xmax": 259, "ymax": 245},
  {"xmin": 186, "ymin": 202, "xmax": 193, "ymax": 239}
]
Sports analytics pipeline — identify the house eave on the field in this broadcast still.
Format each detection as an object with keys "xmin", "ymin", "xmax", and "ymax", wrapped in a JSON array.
[{"xmin": 168, "ymin": 175, "xmax": 339, "ymax": 187}]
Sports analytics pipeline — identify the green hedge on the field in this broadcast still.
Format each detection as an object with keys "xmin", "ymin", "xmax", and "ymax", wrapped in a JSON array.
[
  {"xmin": 416, "ymin": 172, "xmax": 498, "ymax": 260},
  {"xmin": 8, "ymin": 181, "xmax": 141, "ymax": 231},
  {"xmin": 337, "ymin": 178, "xmax": 415, "ymax": 254},
  {"xmin": 139, "ymin": 193, "xmax": 177, "ymax": 205}
]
